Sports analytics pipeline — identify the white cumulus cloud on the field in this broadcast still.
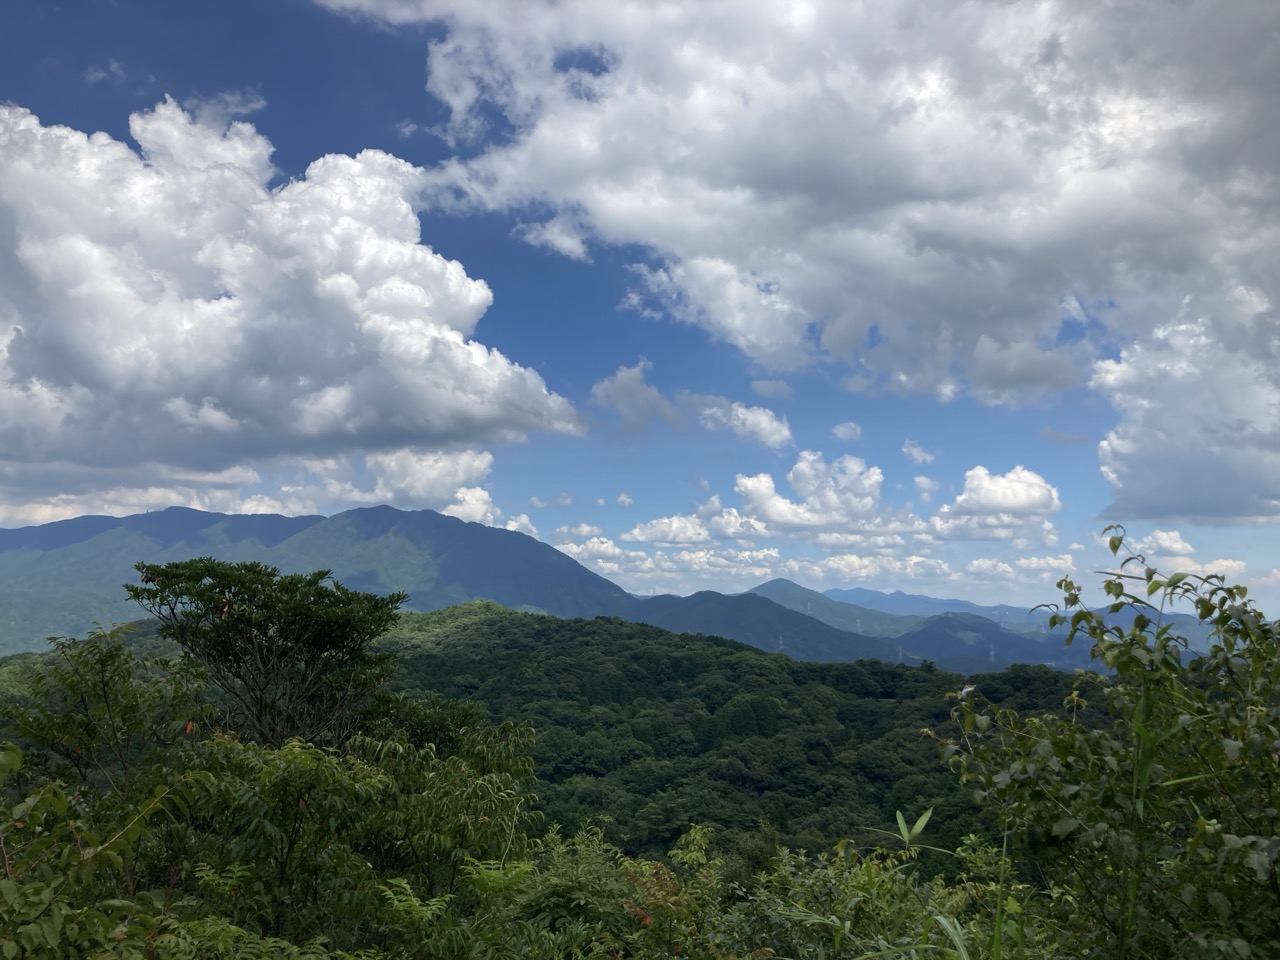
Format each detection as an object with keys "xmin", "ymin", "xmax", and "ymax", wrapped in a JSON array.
[
  {"xmin": 316, "ymin": 0, "xmax": 1280, "ymax": 387},
  {"xmin": 931, "ymin": 466, "xmax": 1062, "ymax": 540},
  {"xmin": 695, "ymin": 397, "xmax": 792, "ymax": 449},
  {"xmin": 0, "ymin": 98, "xmax": 581, "ymax": 515},
  {"xmin": 1093, "ymin": 309, "xmax": 1280, "ymax": 521},
  {"xmin": 902, "ymin": 441, "xmax": 935, "ymax": 465},
  {"xmin": 735, "ymin": 450, "xmax": 882, "ymax": 529},
  {"xmin": 620, "ymin": 514, "xmax": 710, "ymax": 546}
]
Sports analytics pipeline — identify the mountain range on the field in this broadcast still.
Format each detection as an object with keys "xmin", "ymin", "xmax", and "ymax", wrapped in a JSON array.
[{"xmin": 0, "ymin": 505, "xmax": 1130, "ymax": 671}]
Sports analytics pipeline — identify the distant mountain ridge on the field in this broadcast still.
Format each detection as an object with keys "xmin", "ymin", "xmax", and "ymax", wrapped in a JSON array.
[
  {"xmin": 0, "ymin": 506, "xmax": 627, "ymax": 647},
  {"xmin": 752, "ymin": 577, "xmax": 1094, "ymax": 671},
  {"xmin": 823, "ymin": 581, "xmax": 1213, "ymax": 651},
  {"xmin": 823, "ymin": 585, "xmax": 1054, "ymax": 632},
  {"xmin": 0, "ymin": 505, "xmax": 1117, "ymax": 671}
]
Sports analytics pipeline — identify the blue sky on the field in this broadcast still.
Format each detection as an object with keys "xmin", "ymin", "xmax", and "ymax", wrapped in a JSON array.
[{"xmin": 2, "ymin": 0, "xmax": 1278, "ymax": 608}]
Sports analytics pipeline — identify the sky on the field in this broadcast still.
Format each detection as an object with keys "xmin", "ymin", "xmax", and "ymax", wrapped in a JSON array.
[{"xmin": 1, "ymin": 0, "xmax": 1278, "ymax": 609}]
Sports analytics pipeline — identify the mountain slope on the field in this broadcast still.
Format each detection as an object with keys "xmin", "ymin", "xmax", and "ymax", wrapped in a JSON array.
[
  {"xmin": 612, "ymin": 590, "xmax": 898, "ymax": 663},
  {"xmin": 0, "ymin": 506, "xmax": 1175, "ymax": 671},
  {"xmin": 889, "ymin": 612, "xmax": 1093, "ymax": 673},
  {"xmin": 0, "ymin": 507, "xmax": 896, "ymax": 666},
  {"xmin": 0, "ymin": 506, "xmax": 632, "ymax": 653},
  {"xmin": 749, "ymin": 578, "xmax": 924, "ymax": 637},
  {"xmin": 823, "ymin": 585, "xmax": 1053, "ymax": 634}
]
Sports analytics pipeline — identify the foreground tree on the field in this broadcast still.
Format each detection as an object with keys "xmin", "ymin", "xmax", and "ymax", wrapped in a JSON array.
[
  {"xmin": 1, "ymin": 624, "xmax": 537, "ymax": 957},
  {"xmin": 946, "ymin": 528, "xmax": 1280, "ymax": 959},
  {"xmin": 126, "ymin": 559, "xmax": 405, "ymax": 746}
]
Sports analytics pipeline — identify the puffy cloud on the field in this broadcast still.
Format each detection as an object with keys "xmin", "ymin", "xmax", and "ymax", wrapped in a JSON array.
[
  {"xmin": 945, "ymin": 466, "xmax": 1062, "ymax": 517},
  {"xmin": 902, "ymin": 441, "xmax": 935, "ymax": 465},
  {"xmin": 931, "ymin": 466, "xmax": 1062, "ymax": 540},
  {"xmin": 784, "ymin": 553, "xmax": 952, "ymax": 585},
  {"xmin": 965, "ymin": 558, "xmax": 1017, "ymax": 580},
  {"xmin": 0, "ymin": 98, "xmax": 580, "ymax": 514},
  {"xmin": 1158, "ymin": 556, "xmax": 1248, "ymax": 580},
  {"xmin": 503, "ymin": 513, "xmax": 538, "ymax": 536},
  {"xmin": 558, "ymin": 532, "xmax": 780, "ymax": 594},
  {"xmin": 1133, "ymin": 529, "xmax": 1196, "ymax": 557},
  {"xmin": 276, "ymin": 448, "xmax": 535, "ymax": 532},
  {"xmin": 512, "ymin": 212, "xmax": 591, "ymax": 261},
  {"xmin": 694, "ymin": 397, "xmax": 792, "ymax": 448},
  {"xmin": 84, "ymin": 59, "xmax": 126, "ymax": 86},
  {"xmin": 668, "ymin": 546, "xmax": 778, "ymax": 583},
  {"xmin": 813, "ymin": 531, "xmax": 907, "ymax": 551},
  {"xmin": 439, "ymin": 486, "xmax": 537, "ymax": 536},
  {"xmin": 1126, "ymin": 527, "xmax": 1245, "ymax": 581},
  {"xmin": 735, "ymin": 450, "xmax": 882, "ymax": 529},
  {"xmin": 315, "ymin": 0, "xmax": 1280, "ymax": 415},
  {"xmin": 832, "ymin": 421, "xmax": 862, "ymax": 441},
  {"xmin": 620, "ymin": 514, "xmax": 710, "ymax": 545},
  {"xmin": 364, "ymin": 448, "xmax": 494, "ymax": 504},
  {"xmin": 702, "ymin": 502, "xmax": 770, "ymax": 541},
  {"xmin": 0, "ymin": 471, "xmax": 290, "ymax": 528},
  {"xmin": 1254, "ymin": 569, "xmax": 1280, "ymax": 588},
  {"xmin": 1016, "ymin": 554, "xmax": 1076, "ymax": 575},
  {"xmin": 616, "ymin": 492, "xmax": 633, "ymax": 506},
  {"xmin": 1093, "ymin": 309, "xmax": 1280, "ymax": 521},
  {"xmin": 556, "ymin": 535, "xmax": 647, "ymax": 564},
  {"xmin": 443, "ymin": 487, "xmax": 501, "ymax": 524}
]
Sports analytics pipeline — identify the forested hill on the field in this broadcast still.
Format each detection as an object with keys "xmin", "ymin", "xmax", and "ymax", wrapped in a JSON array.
[
  {"xmin": 0, "ymin": 506, "xmax": 1083, "ymax": 672},
  {"xmin": 2, "ymin": 556, "xmax": 1274, "ymax": 957},
  {"xmin": 374, "ymin": 601, "xmax": 1080, "ymax": 865},
  {"xmin": 0, "ymin": 597, "xmax": 1082, "ymax": 869}
]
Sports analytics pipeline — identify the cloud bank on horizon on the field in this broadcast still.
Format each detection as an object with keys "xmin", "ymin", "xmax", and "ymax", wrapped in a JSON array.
[{"xmin": 0, "ymin": 0, "xmax": 1276, "ymax": 605}]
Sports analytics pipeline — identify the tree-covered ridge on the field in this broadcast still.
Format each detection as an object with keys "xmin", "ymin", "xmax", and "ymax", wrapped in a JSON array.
[
  {"xmin": 377, "ymin": 602, "xmax": 1077, "ymax": 866},
  {"xmin": 1, "ymin": 539, "xmax": 1277, "ymax": 957}
]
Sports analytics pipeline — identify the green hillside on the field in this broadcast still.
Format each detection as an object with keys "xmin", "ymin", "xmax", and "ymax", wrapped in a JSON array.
[
  {"xmin": 2, "ymin": 548, "xmax": 1276, "ymax": 957},
  {"xmin": 377, "ymin": 602, "xmax": 1074, "ymax": 867}
]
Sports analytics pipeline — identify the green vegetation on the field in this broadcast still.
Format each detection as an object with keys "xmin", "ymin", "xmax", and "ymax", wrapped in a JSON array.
[
  {"xmin": 946, "ymin": 530, "xmax": 1280, "ymax": 957},
  {"xmin": 1, "ymin": 537, "xmax": 1276, "ymax": 957},
  {"xmin": 126, "ymin": 558, "xmax": 406, "ymax": 746},
  {"xmin": 375, "ymin": 603, "xmax": 1071, "ymax": 869}
]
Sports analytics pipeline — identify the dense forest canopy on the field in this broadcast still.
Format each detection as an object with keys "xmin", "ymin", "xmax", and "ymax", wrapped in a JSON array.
[{"xmin": 1, "ymin": 538, "xmax": 1277, "ymax": 957}]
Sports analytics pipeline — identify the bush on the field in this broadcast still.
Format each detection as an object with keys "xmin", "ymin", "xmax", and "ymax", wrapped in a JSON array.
[{"xmin": 946, "ymin": 527, "xmax": 1280, "ymax": 959}]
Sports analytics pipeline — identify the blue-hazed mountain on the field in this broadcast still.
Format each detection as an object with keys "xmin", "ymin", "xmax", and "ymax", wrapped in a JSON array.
[
  {"xmin": 750, "ymin": 578, "xmax": 1092, "ymax": 670},
  {"xmin": 822, "ymin": 585, "xmax": 1055, "ymax": 633},
  {"xmin": 0, "ymin": 506, "xmax": 901, "ymax": 666},
  {"xmin": 749, "ymin": 578, "xmax": 926, "ymax": 637},
  {"xmin": 887, "ymin": 611, "xmax": 1094, "ymax": 673},
  {"xmin": 824, "ymin": 582, "xmax": 1214, "ymax": 651}
]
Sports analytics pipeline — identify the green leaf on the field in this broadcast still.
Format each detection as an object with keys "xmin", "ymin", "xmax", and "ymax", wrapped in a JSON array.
[
  {"xmin": 1051, "ymin": 816, "xmax": 1080, "ymax": 838},
  {"xmin": 895, "ymin": 809, "xmax": 910, "ymax": 846}
]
